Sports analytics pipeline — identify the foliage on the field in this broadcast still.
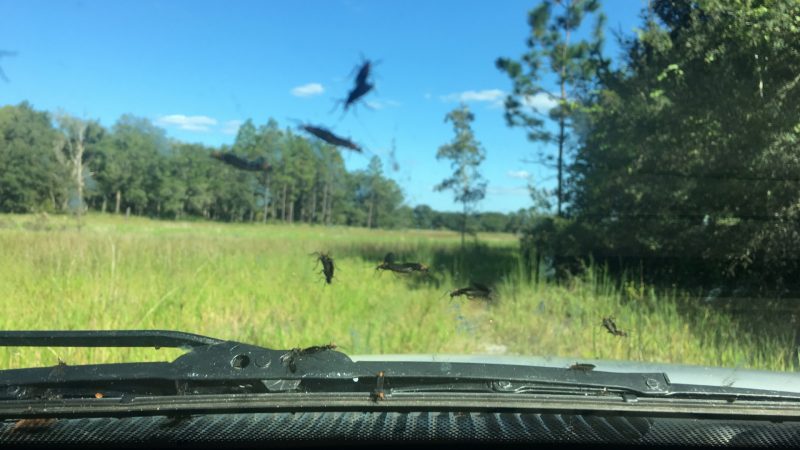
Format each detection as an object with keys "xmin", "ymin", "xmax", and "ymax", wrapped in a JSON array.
[
  {"xmin": 497, "ymin": 0, "xmax": 605, "ymax": 216},
  {"xmin": 435, "ymin": 104, "xmax": 487, "ymax": 245},
  {"xmin": 0, "ymin": 103, "xmax": 412, "ymax": 228},
  {"xmin": 519, "ymin": 0, "xmax": 800, "ymax": 291},
  {"xmin": 0, "ymin": 102, "xmax": 64, "ymax": 213}
]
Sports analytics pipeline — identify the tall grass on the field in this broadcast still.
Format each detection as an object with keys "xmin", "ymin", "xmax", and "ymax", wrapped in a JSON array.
[{"xmin": 0, "ymin": 213, "xmax": 795, "ymax": 371}]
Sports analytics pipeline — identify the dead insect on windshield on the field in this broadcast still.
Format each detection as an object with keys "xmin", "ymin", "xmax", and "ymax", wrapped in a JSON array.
[
  {"xmin": 448, "ymin": 282, "xmax": 492, "ymax": 300},
  {"xmin": 388, "ymin": 137, "xmax": 400, "ymax": 171},
  {"xmin": 12, "ymin": 418, "xmax": 58, "ymax": 433},
  {"xmin": 336, "ymin": 55, "xmax": 379, "ymax": 114},
  {"xmin": 0, "ymin": 50, "xmax": 18, "ymax": 83},
  {"xmin": 376, "ymin": 261, "xmax": 429, "ymax": 274},
  {"xmin": 376, "ymin": 252, "xmax": 428, "ymax": 274},
  {"xmin": 49, "ymin": 358, "xmax": 67, "ymax": 379},
  {"xmin": 447, "ymin": 287, "xmax": 471, "ymax": 298},
  {"xmin": 279, "ymin": 349, "xmax": 301, "ymax": 371},
  {"xmin": 568, "ymin": 363, "xmax": 596, "ymax": 372},
  {"xmin": 311, "ymin": 252, "xmax": 335, "ymax": 284},
  {"xmin": 338, "ymin": 80, "xmax": 374, "ymax": 113},
  {"xmin": 371, "ymin": 370, "xmax": 386, "ymax": 402},
  {"xmin": 280, "ymin": 343, "xmax": 338, "ymax": 373},
  {"xmin": 210, "ymin": 151, "xmax": 271, "ymax": 172},
  {"xmin": 300, "ymin": 124, "xmax": 362, "ymax": 152},
  {"xmin": 161, "ymin": 415, "xmax": 193, "ymax": 429},
  {"xmin": 602, "ymin": 317, "xmax": 628, "ymax": 337},
  {"xmin": 299, "ymin": 343, "xmax": 338, "ymax": 354},
  {"xmin": 353, "ymin": 57, "xmax": 377, "ymax": 87}
]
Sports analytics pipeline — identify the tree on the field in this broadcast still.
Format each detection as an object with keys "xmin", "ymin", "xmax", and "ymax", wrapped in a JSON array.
[
  {"xmin": 172, "ymin": 142, "xmax": 215, "ymax": 218},
  {"xmin": 413, "ymin": 204, "xmax": 435, "ymax": 229},
  {"xmin": 566, "ymin": 0, "xmax": 800, "ymax": 287},
  {"xmin": 54, "ymin": 113, "xmax": 103, "ymax": 223},
  {"xmin": 231, "ymin": 119, "xmax": 262, "ymax": 222},
  {"xmin": 364, "ymin": 157, "xmax": 404, "ymax": 229},
  {"xmin": 0, "ymin": 102, "xmax": 64, "ymax": 212},
  {"xmin": 254, "ymin": 119, "xmax": 283, "ymax": 222},
  {"xmin": 388, "ymin": 205, "xmax": 414, "ymax": 229},
  {"xmin": 435, "ymin": 104, "xmax": 487, "ymax": 247},
  {"xmin": 496, "ymin": 0, "xmax": 605, "ymax": 216},
  {"xmin": 91, "ymin": 115, "xmax": 170, "ymax": 216},
  {"xmin": 0, "ymin": 109, "xmax": 411, "ymax": 228},
  {"xmin": 320, "ymin": 148, "xmax": 349, "ymax": 225},
  {"xmin": 476, "ymin": 212, "xmax": 510, "ymax": 232}
]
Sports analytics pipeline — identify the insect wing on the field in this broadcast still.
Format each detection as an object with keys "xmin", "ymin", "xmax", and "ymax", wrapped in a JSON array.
[{"xmin": 569, "ymin": 363, "xmax": 596, "ymax": 372}]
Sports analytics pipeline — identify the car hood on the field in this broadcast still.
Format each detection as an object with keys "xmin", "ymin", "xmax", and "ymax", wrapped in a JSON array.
[{"xmin": 351, "ymin": 354, "xmax": 800, "ymax": 394}]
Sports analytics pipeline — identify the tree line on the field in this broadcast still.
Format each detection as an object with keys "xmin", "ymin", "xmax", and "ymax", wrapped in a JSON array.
[
  {"xmin": 499, "ymin": 0, "xmax": 800, "ymax": 290},
  {"xmin": 0, "ymin": 102, "xmax": 531, "ymax": 232}
]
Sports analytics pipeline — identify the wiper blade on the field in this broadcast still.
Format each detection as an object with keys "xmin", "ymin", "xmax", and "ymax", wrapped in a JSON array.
[
  {"xmin": 0, "ymin": 330, "xmax": 223, "ymax": 349},
  {"xmin": 0, "ymin": 330, "xmax": 797, "ymax": 405}
]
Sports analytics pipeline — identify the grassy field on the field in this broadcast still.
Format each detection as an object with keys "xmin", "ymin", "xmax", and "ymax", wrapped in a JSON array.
[{"xmin": 0, "ymin": 213, "xmax": 796, "ymax": 371}]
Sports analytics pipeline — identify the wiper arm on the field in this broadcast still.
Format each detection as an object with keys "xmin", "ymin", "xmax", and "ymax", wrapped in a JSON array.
[
  {"xmin": 0, "ymin": 330, "xmax": 223, "ymax": 349},
  {"xmin": 0, "ymin": 330, "xmax": 797, "ymax": 405}
]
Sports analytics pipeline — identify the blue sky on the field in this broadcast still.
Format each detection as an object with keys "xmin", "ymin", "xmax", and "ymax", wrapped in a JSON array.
[{"xmin": 0, "ymin": 0, "xmax": 644, "ymax": 213}]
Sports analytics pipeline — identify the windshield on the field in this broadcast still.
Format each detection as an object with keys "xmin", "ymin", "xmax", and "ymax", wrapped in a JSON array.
[{"xmin": 0, "ymin": 0, "xmax": 798, "ymax": 376}]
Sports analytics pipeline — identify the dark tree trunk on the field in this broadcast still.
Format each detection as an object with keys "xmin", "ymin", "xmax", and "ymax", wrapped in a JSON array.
[
  {"xmin": 461, "ymin": 202, "xmax": 466, "ymax": 249},
  {"xmin": 556, "ymin": 23, "xmax": 570, "ymax": 218},
  {"xmin": 288, "ymin": 192, "xmax": 295, "ymax": 223},
  {"xmin": 300, "ymin": 199, "xmax": 305, "ymax": 223},
  {"xmin": 557, "ymin": 115, "xmax": 564, "ymax": 217},
  {"xmin": 367, "ymin": 193, "xmax": 374, "ymax": 228},
  {"xmin": 321, "ymin": 182, "xmax": 329, "ymax": 224},
  {"xmin": 310, "ymin": 188, "xmax": 317, "ymax": 223},
  {"xmin": 327, "ymin": 199, "xmax": 333, "ymax": 225},
  {"xmin": 281, "ymin": 184, "xmax": 288, "ymax": 222},
  {"xmin": 264, "ymin": 173, "xmax": 272, "ymax": 223}
]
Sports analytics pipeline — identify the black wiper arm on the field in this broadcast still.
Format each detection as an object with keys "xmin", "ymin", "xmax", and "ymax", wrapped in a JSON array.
[
  {"xmin": 0, "ymin": 330, "xmax": 798, "ymax": 404},
  {"xmin": 0, "ymin": 330, "xmax": 223, "ymax": 349},
  {"xmin": 0, "ymin": 330, "xmax": 661, "ymax": 395}
]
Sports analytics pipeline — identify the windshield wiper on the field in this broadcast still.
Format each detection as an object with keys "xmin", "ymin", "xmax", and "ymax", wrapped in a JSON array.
[{"xmin": 0, "ymin": 330, "xmax": 798, "ymax": 411}]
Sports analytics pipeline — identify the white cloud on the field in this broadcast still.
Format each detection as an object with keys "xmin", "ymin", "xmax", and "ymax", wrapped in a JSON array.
[
  {"xmin": 291, "ymin": 82, "xmax": 324, "ymax": 97},
  {"xmin": 507, "ymin": 170, "xmax": 530, "ymax": 179},
  {"xmin": 459, "ymin": 89, "xmax": 505, "ymax": 102},
  {"xmin": 156, "ymin": 114, "xmax": 217, "ymax": 132},
  {"xmin": 365, "ymin": 100, "xmax": 384, "ymax": 110},
  {"xmin": 221, "ymin": 120, "xmax": 243, "ymax": 135},
  {"xmin": 440, "ymin": 89, "xmax": 558, "ymax": 112},
  {"xmin": 521, "ymin": 92, "xmax": 558, "ymax": 112},
  {"xmin": 365, "ymin": 99, "xmax": 401, "ymax": 110},
  {"xmin": 441, "ymin": 89, "xmax": 505, "ymax": 106},
  {"xmin": 487, "ymin": 186, "xmax": 530, "ymax": 196}
]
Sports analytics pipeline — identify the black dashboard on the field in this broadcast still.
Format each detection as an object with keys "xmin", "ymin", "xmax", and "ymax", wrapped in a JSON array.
[{"xmin": 2, "ymin": 410, "xmax": 799, "ymax": 449}]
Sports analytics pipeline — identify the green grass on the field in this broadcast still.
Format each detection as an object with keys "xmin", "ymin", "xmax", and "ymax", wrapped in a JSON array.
[{"xmin": 0, "ymin": 213, "xmax": 795, "ymax": 371}]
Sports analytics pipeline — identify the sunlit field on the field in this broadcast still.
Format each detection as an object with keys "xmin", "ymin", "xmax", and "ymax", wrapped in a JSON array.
[{"xmin": 0, "ymin": 213, "xmax": 795, "ymax": 371}]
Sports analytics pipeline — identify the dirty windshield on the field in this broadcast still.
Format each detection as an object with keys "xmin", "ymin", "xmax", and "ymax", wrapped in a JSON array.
[{"xmin": 1, "ymin": 0, "xmax": 799, "ymax": 373}]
